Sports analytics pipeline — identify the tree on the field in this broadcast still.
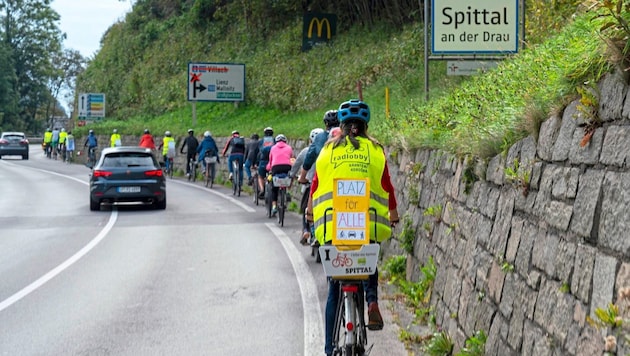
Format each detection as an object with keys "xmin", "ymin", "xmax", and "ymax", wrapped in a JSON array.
[
  {"xmin": 0, "ymin": 0, "xmax": 64, "ymax": 133},
  {"xmin": 45, "ymin": 48, "xmax": 86, "ymax": 127}
]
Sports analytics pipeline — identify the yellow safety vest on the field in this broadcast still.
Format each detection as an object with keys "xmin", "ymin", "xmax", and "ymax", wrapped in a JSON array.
[
  {"xmin": 43, "ymin": 131, "xmax": 52, "ymax": 143},
  {"xmin": 111, "ymin": 133, "xmax": 122, "ymax": 147},
  {"xmin": 59, "ymin": 131, "xmax": 67, "ymax": 144},
  {"xmin": 162, "ymin": 136, "xmax": 175, "ymax": 156},
  {"xmin": 312, "ymin": 136, "xmax": 392, "ymax": 244}
]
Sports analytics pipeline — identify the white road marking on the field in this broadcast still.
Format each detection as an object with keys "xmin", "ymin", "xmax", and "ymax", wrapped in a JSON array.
[
  {"xmin": 0, "ymin": 211, "xmax": 118, "ymax": 312},
  {"xmin": 266, "ymin": 223, "xmax": 324, "ymax": 356}
]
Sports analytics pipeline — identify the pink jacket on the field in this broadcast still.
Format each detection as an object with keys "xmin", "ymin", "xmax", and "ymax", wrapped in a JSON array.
[{"xmin": 267, "ymin": 141, "xmax": 293, "ymax": 171}]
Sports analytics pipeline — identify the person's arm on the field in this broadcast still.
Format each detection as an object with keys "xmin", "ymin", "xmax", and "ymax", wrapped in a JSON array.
[
  {"xmin": 221, "ymin": 138, "xmax": 231, "ymax": 156},
  {"xmin": 381, "ymin": 163, "xmax": 399, "ymax": 226},
  {"xmin": 180, "ymin": 138, "xmax": 187, "ymax": 153}
]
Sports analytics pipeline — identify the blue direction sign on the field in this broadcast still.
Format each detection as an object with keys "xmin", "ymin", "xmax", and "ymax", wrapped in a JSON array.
[{"xmin": 78, "ymin": 93, "xmax": 106, "ymax": 119}]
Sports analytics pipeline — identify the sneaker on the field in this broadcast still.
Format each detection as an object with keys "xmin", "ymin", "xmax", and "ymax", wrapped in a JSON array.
[
  {"xmin": 186, "ymin": 173, "xmax": 190, "ymax": 177},
  {"xmin": 272, "ymin": 206, "xmax": 278, "ymax": 216},
  {"xmin": 300, "ymin": 231, "xmax": 310, "ymax": 246},
  {"xmin": 228, "ymin": 173, "xmax": 233, "ymax": 180},
  {"xmin": 367, "ymin": 302, "xmax": 384, "ymax": 330},
  {"xmin": 258, "ymin": 191, "xmax": 265, "ymax": 199}
]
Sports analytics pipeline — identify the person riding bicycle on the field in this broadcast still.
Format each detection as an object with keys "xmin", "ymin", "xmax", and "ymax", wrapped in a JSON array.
[
  {"xmin": 306, "ymin": 100, "xmax": 400, "ymax": 356},
  {"xmin": 158, "ymin": 131, "xmax": 176, "ymax": 172},
  {"xmin": 110, "ymin": 129, "xmax": 122, "ymax": 147},
  {"xmin": 221, "ymin": 130, "xmax": 246, "ymax": 187},
  {"xmin": 244, "ymin": 133, "xmax": 259, "ymax": 186},
  {"xmin": 59, "ymin": 128, "xmax": 68, "ymax": 160},
  {"xmin": 83, "ymin": 129, "xmax": 98, "ymax": 166},
  {"xmin": 290, "ymin": 127, "xmax": 324, "ymax": 245},
  {"xmin": 297, "ymin": 109, "xmax": 339, "ymax": 184},
  {"xmin": 180, "ymin": 129, "xmax": 199, "ymax": 177},
  {"xmin": 139, "ymin": 129, "xmax": 156, "ymax": 150},
  {"xmin": 197, "ymin": 131, "xmax": 220, "ymax": 179},
  {"xmin": 51, "ymin": 127, "xmax": 60, "ymax": 159},
  {"xmin": 255, "ymin": 127, "xmax": 275, "ymax": 199},
  {"xmin": 66, "ymin": 131, "xmax": 75, "ymax": 163},
  {"xmin": 266, "ymin": 134, "xmax": 293, "ymax": 216},
  {"xmin": 43, "ymin": 128, "xmax": 53, "ymax": 157}
]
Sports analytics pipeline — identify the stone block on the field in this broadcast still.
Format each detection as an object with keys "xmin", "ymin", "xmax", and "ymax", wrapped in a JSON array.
[
  {"xmin": 506, "ymin": 216, "xmax": 524, "ymax": 263},
  {"xmin": 568, "ymin": 127, "xmax": 603, "ymax": 165},
  {"xmin": 552, "ymin": 101, "xmax": 579, "ymax": 162},
  {"xmin": 515, "ymin": 221, "xmax": 538, "ymax": 274},
  {"xmin": 538, "ymin": 115, "xmax": 562, "ymax": 161},
  {"xmin": 487, "ymin": 153, "xmax": 505, "ymax": 186},
  {"xmin": 534, "ymin": 277, "xmax": 559, "ymax": 328},
  {"xmin": 571, "ymin": 244, "xmax": 596, "ymax": 304},
  {"xmin": 488, "ymin": 187, "xmax": 515, "ymax": 257},
  {"xmin": 551, "ymin": 292, "xmax": 576, "ymax": 345},
  {"xmin": 598, "ymin": 71, "xmax": 627, "ymax": 121},
  {"xmin": 576, "ymin": 325, "xmax": 605, "ymax": 356},
  {"xmin": 488, "ymin": 260, "xmax": 506, "ymax": 304},
  {"xmin": 570, "ymin": 169, "xmax": 605, "ymax": 239},
  {"xmin": 551, "ymin": 167, "xmax": 580, "ymax": 199},
  {"xmin": 616, "ymin": 262, "xmax": 630, "ymax": 302},
  {"xmin": 591, "ymin": 252, "xmax": 618, "ymax": 319},
  {"xmin": 458, "ymin": 279, "xmax": 475, "ymax": 335},
  {"xmin": 443, "ymin": 266, "xmax": 462, "ymax": 314},
  {"xmin": 532, "ymin": 231, "xmax": 559, "ymax": 277},
  {"xmin": 555, "ymin": 239, "xmax": 577, "ymax": 283},
  {"xmin": 600, "ymin": 125, "xmax": 630, "ymax": 167},
  {"xmin": 599, "ymin": 171, "xmax": 630, "ymax": 255}
]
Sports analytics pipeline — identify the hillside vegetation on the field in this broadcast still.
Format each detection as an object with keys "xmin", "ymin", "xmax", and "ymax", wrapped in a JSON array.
[{"xmin": 76, "ymin": 0, "xmax": 627, "ymax": 159}]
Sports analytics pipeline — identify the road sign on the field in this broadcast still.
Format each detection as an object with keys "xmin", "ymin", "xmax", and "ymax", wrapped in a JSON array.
[
  {"xmin": 447, "ymin": 60, "xmax": 499, "ymax": 75},
  {"xmin": 332, "ymin": 178, "xmax": 370, "ymax": 246},
  {"xmin": 78, "ymin": 93, "xmax": 106, "ymax": 119},
  {"xmin": 432, "ymin": 0, "xmax": 519, "ymax": 54},
  {"xmin": 187, "ymin": 63, "xmax": 245, "ymax": 102}
]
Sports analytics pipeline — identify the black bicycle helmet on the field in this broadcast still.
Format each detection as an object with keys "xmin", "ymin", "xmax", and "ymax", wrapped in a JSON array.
[
  {"xmin": 187, "ymin": 129, "xmax": 194, "ymax": 134},
  {"xmin": 144, "ymin": 129, "xmax": 150, "ymax": 134},
  {"xmin": 251, "ymin": 133, "xmax": 259, "ymax": 140},
  {"xmin": 323, "ymin": 110, "xmax": 339, "ymax": 127},
  {"xmin": 264, "ymin": 127, "xmax": 274, "ymax": 136}
]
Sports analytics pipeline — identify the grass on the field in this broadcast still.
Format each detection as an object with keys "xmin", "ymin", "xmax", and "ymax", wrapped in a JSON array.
[{"xmin": 75, "ymin": 9, "xmax": 615, "ymax": 163}]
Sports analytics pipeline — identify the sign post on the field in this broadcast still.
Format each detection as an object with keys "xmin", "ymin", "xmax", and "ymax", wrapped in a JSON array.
[{"xmin": 332, "ymin": 178, "xmax": 370, "ymax": 246}]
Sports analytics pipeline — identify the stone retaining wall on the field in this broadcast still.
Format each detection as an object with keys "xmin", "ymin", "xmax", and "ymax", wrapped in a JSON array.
[{"xmin": 381, "ymin": 71, "xmax": 630, "ymax": 355}]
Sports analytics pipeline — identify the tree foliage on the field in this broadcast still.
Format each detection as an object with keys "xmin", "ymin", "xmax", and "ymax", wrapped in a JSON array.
[{"xmin": 0, "ymin": 0, "xmax": 66, "ymax": 133}]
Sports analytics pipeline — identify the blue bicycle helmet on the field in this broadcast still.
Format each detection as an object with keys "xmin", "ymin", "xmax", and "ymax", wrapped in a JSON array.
[{"xmin": 337, "ymin": 100, "xmax": 370, "ymax": 124}]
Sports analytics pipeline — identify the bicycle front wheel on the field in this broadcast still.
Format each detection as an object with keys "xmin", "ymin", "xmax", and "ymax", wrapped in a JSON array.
[
  {"xmin": 169, "ymin": 159, "xmax": 174, "ymax": 179},
  {"xmin": 191, "ymin": 162, "xmax": 197, "ymax": 182},
  {"xmin": 205, "ymin": 164, "xmax": 211, "ymax": 187}
]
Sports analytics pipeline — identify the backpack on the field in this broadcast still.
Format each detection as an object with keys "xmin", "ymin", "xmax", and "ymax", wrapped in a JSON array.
[
  {"xmin": 231, "ymin": 136, "xmax": 245, "ymax": 151},
  {"xmin": 259, "ymin": 136, "xmax": 275, "ymax": 161}
]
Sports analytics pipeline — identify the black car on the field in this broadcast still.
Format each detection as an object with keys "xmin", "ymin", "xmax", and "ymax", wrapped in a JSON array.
[
  {"xmin": 0, "ymin": 132, "xmax": 29, "ymax": 160},
  {"xmin": 89, "ymin": 147, "xmax": 166, "ymax": 211}
]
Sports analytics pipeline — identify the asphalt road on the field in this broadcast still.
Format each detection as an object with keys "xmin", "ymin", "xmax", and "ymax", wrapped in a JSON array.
[{"xmin": 0, "ymin": 145, "xmax": 408, "ymax": 356}]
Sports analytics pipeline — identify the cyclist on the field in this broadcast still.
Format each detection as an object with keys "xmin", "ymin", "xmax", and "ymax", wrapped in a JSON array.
[
  {"xmin": 158, "ymin": 131, "xmax": 176, "ymax": 172},
  {"xmin": 197, "ymin": 131, "xmax": 220, "ymax": 178},
  {"xmin": 139, "ymin": 129, "xmax": 156, "ymax": 150},
  {"xmin": 255, "ymin": 127, "xmax": 275, "ymax": 199},
  {"xmin": 221, "ymin": 130, "xmax": 246, "ymax": 187},
  {"xmin": 297, "ymin": 109, "xmax": 339, "ymax": 184},
  {"xmin": 244, "ymin": 133, "xmax": 259, "ymax": 185},
  {"xmin": 83, "ymin": 129, "xmax": 98, "ymax": 165},
  {"xmin": 43, "ymin": 128, "xmax": 53, "ymax": 157},
  {"xmin": 290, "ymin": 127, "xmax": 324, "ymax": 245},
  {"xmin": 51, "ymin": 127, "xmax": 60, "ymax": 159},
  {"xmin": 306, "ymin": 100, "xmax": 399, "ymax": 356},
  {"xmin": 180, "ymin": 129, "xmax": 199, "ymax": 177},
  {"xmin": 111, "ymin": 129, "xmax": 122, "ymax": 147},
  {"xmin": 266, "ymin": 134, "xmax": 293, "ymax": 216},
  {"xmin": 59, "ymin": 128, "xmax": 68, "ymax": 161},
  {"xmin": 66, "ymin": 131, "xmax": 75, "ymax": 163}
]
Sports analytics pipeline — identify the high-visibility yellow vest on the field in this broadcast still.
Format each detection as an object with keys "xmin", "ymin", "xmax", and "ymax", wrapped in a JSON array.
[
  {"xmin": 111, "ymin": 133, "xmax": 122, "ymax": 147},
  {"xmin": 59, "ymin": 131, "xmax": 67, "ymax": 144},
  {"xmin": 43, "ymin": 131, "xmax": 53, "ymax": 143},
  {"xmin": 162, "ymin": 136, "xmax": 175, "ymax": 156},
  {"xmin": 312, "ymin": 136, "xmax": 392, "ymax": 244}
]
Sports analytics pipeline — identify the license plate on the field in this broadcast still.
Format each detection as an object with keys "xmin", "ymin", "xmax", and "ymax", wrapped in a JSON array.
[{"xmin": 118, "ymin": 186, "xmax": 141, "ymax": 193}]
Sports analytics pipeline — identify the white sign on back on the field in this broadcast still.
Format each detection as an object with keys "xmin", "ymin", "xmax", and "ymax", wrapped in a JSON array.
[{"xmin": 432, "ymin": 0, "xmax": 519, "ymax": 54}]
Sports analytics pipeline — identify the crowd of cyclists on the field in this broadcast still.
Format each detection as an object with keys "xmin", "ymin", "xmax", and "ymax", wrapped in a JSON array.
[{"xmin": 39, "ymin": 99, "xmax": 400, "ymax": 355}]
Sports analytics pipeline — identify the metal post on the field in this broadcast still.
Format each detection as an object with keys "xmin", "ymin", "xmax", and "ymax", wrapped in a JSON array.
[
  {"xmin": 423, "ymin": 0, "xmax": 430, "ymax": 102},
  {"xmin": 192, "ymin": 101, "xmax": 197, "ymax": 127}
]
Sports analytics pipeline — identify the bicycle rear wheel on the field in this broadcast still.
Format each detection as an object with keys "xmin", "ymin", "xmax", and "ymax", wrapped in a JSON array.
[
  {"xmin": 253, "ymin": 173, "xmax": 259, "ymax": 205},
  {"xmin": 265, "ymin": 179, "xmax": 273, "ymax": 218},
  {"xmin": 168, "ymin": 158, "xmax": 174, "ymax": 179},
  {"xmin": 278, "ymin": 188, "xmax": 285, "ymax": 226},
  {"xmin": 191, "ymin": 161, "xmax": 197, "ymax": 182}
]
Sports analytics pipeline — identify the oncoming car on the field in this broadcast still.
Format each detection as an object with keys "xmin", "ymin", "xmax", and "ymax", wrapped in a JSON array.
[
  {"xmin": 89, "ymin": 147, "xmax": 166, "ymax": 211},
  {"xmin": 0, "ymin": 132, "xmax": 29, "ymax": 160}
]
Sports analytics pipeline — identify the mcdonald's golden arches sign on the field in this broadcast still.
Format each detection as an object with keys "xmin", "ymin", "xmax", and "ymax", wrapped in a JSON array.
[{"xmin": 302, "ymin": 13, "xmax": 337, "ymax": 51}]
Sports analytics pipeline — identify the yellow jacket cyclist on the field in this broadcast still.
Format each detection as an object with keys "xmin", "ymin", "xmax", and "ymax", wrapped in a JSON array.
[
  {"xmin": 306, "ymin": 99, "xmax": 399, "ymax": 356},
  {"xmin": 110, "ymin": 129, "xmax": 121, "ymax": 147}
]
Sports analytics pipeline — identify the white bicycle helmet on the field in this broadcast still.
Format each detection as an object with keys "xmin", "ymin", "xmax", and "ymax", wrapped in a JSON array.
[
  {"xmin": 309, "ymin": 128, "xmax": 324, "ymax": 142},
  {"xmin": 275, "ymin": 134, "xmax": 287, "ymax": 142},
  {"xmin": 204, "ymin": 131, "xmax": 212, "ymax": 137}
]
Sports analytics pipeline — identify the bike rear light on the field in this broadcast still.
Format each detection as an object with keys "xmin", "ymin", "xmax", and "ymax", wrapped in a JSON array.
[
  {"xmin": 144, "ymin": 169, "xmax": 163, "ymax": 177},
  {"xmin": 346, "ymin": 322, "xmax": 354, "ymax": 331},
  {"xmin": 342, "ymin": 285, "xmax": 359, "ymax": 293},
  {"xmin": 93, "ymin": 170, "xmax": 113, "ymax": 178}
]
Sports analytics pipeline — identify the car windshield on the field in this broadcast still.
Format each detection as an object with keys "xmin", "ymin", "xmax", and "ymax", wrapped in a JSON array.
[{"xmin": 102, "ymin": 153, "xmax": 155, "ymax": 168}]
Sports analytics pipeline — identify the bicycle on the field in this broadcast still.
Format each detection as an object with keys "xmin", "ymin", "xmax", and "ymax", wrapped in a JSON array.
[
  {"xmin": 188, "ymin": 156, "xmax": 197, "ymax": 182},
  {"xmin": 231, "ymin": 156, "xmax": 242, "ymax": 196},
  {"xmin": 164, "ymin": 156, "xmax": 174, "ymax": 179},
  {"xmin": 86, "ymin": 147, "xmax": 97, "ymax": 168},
  {"xmin": 204, "ymin": 152, "xmax": 217, "ymax": 188},
  {"xmin": 265, "ymin": 173, "xmax": 273, "ymax": 218},
  {"xmin": 272, "ymin": 173, "xmax": 292, "ymax": 227},
  {"xmin": 319, "ymin": 206, "xmax": 380, "ymax": 356}
]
